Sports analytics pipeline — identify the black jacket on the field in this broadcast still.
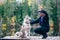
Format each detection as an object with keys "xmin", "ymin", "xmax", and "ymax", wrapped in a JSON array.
[{"xmin": 30, "ymin": 14, "xmax": 50, "ymax": 32}]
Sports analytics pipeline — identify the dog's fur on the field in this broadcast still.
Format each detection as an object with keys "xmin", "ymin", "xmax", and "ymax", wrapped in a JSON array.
[{"xmin": 20, "ymin": 15, "xmax": 31, "ymax": 38}]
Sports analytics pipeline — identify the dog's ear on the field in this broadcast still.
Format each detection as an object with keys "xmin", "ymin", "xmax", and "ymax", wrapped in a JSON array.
[
  {"xmin": 25, "ymin": 15, "xmax": 29, "ymax": 18},
  {"xmin": 24, "ymin": 15, "xmax": 28, "ymax": 20},
  {"xmin": 29, "ymin": 17, "xmax": 31, "ymax": 19}
]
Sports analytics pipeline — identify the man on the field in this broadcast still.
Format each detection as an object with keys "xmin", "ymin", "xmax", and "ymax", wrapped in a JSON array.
[{"xmin": 30, "ymin": 10, "xmax": 50, "ymax": 39}]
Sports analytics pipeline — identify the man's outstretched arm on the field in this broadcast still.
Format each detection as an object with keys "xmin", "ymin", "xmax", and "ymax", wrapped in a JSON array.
[{"xmin": 30, "ymin": 18, "xmax": 40, "ymax": 24}]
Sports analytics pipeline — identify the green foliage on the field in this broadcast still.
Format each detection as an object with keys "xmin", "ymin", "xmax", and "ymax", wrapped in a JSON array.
[
  {"xmin": 0, "ymin": 5, "xmax": 4, "ymax": 17},
  {"xmin": 0, "ymin": 0, "xmax": 38, "ymax": 37},
  {"xmin": 14, "ymin": 0, "xmax": 38, "ymax": 24}
]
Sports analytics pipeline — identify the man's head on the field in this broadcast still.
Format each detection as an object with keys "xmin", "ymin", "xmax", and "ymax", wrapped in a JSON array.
[
  {"xmin": 38, "ymin": 10, "xmax": 46, "ymax": 17},
  {"xmin": 39, "ymin": 13, "xmax": 45, "ymax": 17}
]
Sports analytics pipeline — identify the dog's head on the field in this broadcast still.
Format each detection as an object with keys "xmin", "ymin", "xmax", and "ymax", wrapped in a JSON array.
[{"xmin": 23, "ymin": 15, "xmax": 31, "ymax": 24}]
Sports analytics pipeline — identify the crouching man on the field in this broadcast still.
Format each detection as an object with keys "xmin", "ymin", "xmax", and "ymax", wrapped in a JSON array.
[{"xmin": 30, "ymin": 10, "xmax": 50, "ymax": 39}]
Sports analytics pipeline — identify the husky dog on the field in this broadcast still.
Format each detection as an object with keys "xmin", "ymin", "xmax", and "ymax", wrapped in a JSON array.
[{"xmin": 20, "ymin": 15, "xmax": 31, "ymax": 38}]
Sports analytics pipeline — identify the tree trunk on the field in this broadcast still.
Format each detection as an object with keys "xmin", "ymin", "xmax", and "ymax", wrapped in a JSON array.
[
  {"xmin": 57, "ymin": 0, "xmax": 60, "ymax": 36},
  {"xmin": 52, "ymin": 0, "xmax": 59, "ymax": 36},
  {"xmin": 0, "ymin": 18, "xmax": 2, "ymax": 38}
]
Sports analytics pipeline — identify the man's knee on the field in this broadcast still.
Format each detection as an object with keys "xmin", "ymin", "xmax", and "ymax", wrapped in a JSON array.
[
  {"xmin": 34, "ymin": 29, "xmax": 37, "ymax": 33},
  {"xmin": 34, "ymin": 28, "xmax": 41, "ymax": 34}
]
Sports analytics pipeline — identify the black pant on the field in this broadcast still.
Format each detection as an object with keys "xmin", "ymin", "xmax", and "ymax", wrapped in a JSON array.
[{"xmin": 34, "ymin": 27, "xmax": 49, "ymax": 36}]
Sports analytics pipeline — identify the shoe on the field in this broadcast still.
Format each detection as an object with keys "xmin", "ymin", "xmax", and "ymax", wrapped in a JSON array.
[{"xmin": 42, "ymin": 34, "xmax": 48, "ymax": 39}]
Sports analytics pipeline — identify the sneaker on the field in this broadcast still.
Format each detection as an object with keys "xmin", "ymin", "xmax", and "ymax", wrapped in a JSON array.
[{"xmin": 42, "ymin": 34, "xmax": 48, "ymax": 39}]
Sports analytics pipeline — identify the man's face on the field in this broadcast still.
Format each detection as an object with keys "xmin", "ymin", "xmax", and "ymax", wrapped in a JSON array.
[{"xmin": 38, "ymin": 13, "xmax": 45, "ymax": 17}]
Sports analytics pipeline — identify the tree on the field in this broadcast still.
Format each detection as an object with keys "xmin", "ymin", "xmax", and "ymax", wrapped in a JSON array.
[
  {"xmin": 0, "ymin": 5, "xmax": 4, "ymax": 37},
  {"xmin": 51, "ymin": 0, "xmax": 59, "ymax": 36}
]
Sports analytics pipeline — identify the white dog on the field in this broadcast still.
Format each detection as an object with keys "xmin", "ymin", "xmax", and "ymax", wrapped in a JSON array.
[
  {"xmin": 20, "ymin": 15, "xmax": 31, "ymax": 38},
  {"xmin": 14, "ymin": 15, "xmax": 31, "ymax": 38}
]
